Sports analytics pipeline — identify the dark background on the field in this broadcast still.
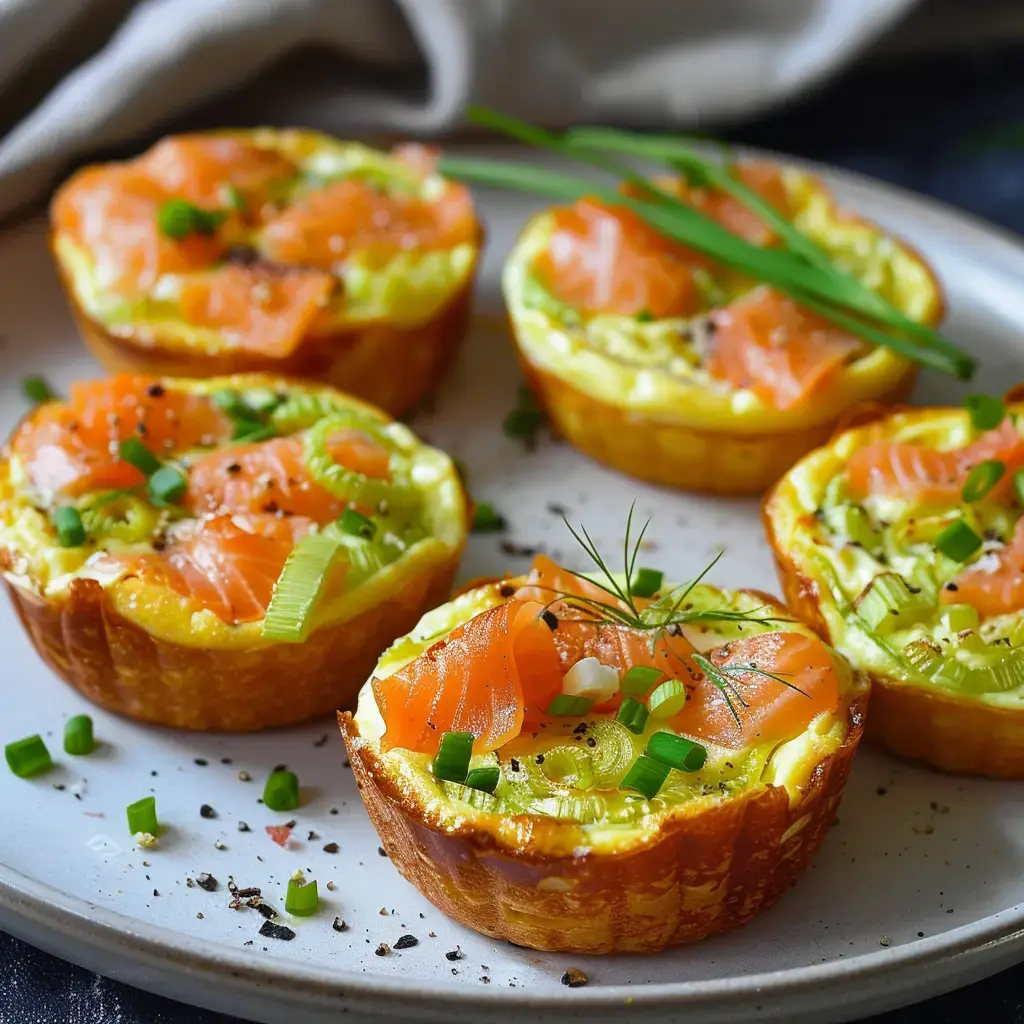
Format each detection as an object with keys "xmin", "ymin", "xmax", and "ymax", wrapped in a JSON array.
[{"xmin": 4, "ymin": 38, "xmax": 1024, "ymax": 1024}]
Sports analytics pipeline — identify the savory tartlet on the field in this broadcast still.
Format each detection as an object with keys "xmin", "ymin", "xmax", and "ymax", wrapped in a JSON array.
[
  {"xmin": 340, "ymin": 540, "xmax": 866, "ymax": 953},
  {"xmin": 1, "ymin": 373, "xmax": 467, "ymax": 730},
  {"xmin": 764, "ymin": 395, "xmax": 1024, "ymax": 776},
  {"xmin": 503, "ymin": 162, "xmax": 944, "ymax": 494},
  {"xmin": 50, "ymin": 130, "xmax": 481, "ymax": 416}
]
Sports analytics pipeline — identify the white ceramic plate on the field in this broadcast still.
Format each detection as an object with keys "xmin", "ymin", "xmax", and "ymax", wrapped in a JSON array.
[{"xmin": 2, "ymin": 148, "xmax": 1024, "ymax": 1024}]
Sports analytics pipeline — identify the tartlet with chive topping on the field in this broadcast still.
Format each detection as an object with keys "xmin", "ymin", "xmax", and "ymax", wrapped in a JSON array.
[
  {"xmin": 50, "ymin": 130, "xmax": 481, "ymax": 416},
  {"xmin": 764, "ymin": 392, "xmax": 1024, "ymax": 776},
  {"xmin": 0, "ymin": 373, "xmax": 468, "ymax": 730},
  {"xmin": 340, "ymin": 522, "xmax": 866, "ymax": 953}
]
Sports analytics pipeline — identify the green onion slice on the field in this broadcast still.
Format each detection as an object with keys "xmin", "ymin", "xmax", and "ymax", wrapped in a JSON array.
[
  {"xmin": 1015, "ymin": 469, "xmax": 1024, "ymax": 506},
  {"xmin": 431, "ymin": 731, "xmax": 474, "ymax": 784},
  {"xmin": 647, "ymin": 679, "xmax": 687, "ymax": 719},
  {"xmin": 620, "ymin": 665, "xmax": 664, "ymax": 697},
  {"xmin": 262, "ymin": 532, "xmax": 343, "ymax": 642},
  {"xmin": 5, "ymin": 735, "xmax": 52, "ymax": 778},
  {"xmin": 118, "ymin": 437, "xmax": 162, "ymax": 477},
  {"xmin": 645, "ymin": 731, "xmax": 707, "ymax": 772},
  {"xmin": 63, "ymin": 714, "xmax": 95, "ymax": 756},
  {"xmin": 620, "ymin": 755, "xmax": 670, "ymax": 799},
  {"xmin": 963, "ymin": 394, "xmax": 1005, "ymax": 431},
  {"xmin": 338, "ymin": 508, "xmax": 376, "ymax": 540},
  {"xmin": 630, "ymin": 567, "xmax": 663, "ymax": 599},
  {"xmin": 126, "ymin": 796, "xmax": 159, "ymax": 836},
  {"xmin": 464, "ymin": 766, "xmax": 501, "ymax": 793},
  {"xmin": 503, "ymin": 385, "xmax": 545, "ymax": 444},
  {"xmin": 157, "ymin": 198, "xmax": 227, "ymax": 240},
  {"xmin": 263, "ymin": 769, "xmax": 300, "ymax": 812},
  {"xmin": 21, "ymin": 375, "xmax": 58, "ymax": 404},
  {"xmin": 935, "ymin": 519, "xmax": 983, "ymax": 562},
  {"xmin": 148, "ymin": 464, "xmax": 188, "ymax": 506},
  {"xmin": 472, "ymin": 502, "xmax": 506, "ymax": 533},
  {"xmin": 285, "ymin": 877, "xmax": 319, "ymax": 916},
  {"xmin": 52, "ymin": 506, "xmax": 86, "ymax": 547},
  {"xmin": 545, "ymin": 693, "xmax": 595, "ymax": 717},
  {"xmin": 616, "ymin": 696, "xmax": 650, "ymax": 735},
  {"xmin": 961, "ymin": 459, "xmax": 1005, "ymax": 503}
]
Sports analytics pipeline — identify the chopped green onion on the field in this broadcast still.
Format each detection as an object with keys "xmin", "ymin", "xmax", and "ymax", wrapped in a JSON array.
[
  {"xmin": 616, "ymin": 696, "xmax": 650, "ymax": 735},
  {"xmin": 157, "ymin": 198, "xmax": 227, "ymax": 240},
  {"xmin": 126, "ymin": 796, "xmax": 159, "ymax": 835},
  {"xmin": 212, "ymin": 388, "xmax": 250, "ymax": 418},
  {"xmin": 263, "ymin": 769, "xmax": 300, "ymax": 811},
  {"xmin": 620, "ymin": 665, "xmax": 664, "ymax": 697},
  {"xmin": 503, "ymin": 385, "xmax": 545, "ymax": 444},
  {"xmin": 431, "ymin": 731, "xmax": 474, "ymax": 784},
  {"xmin": 961, "ymin": 459, "xmax": 1005, "ymax": 502},
  {"xmin": 5, "ymin": 735, "xmax": 52, "ymax": 777},
  {"xmin": 472, "ymin": 502, "xmax": 506, "ymax": 533},
  {"xmin": 1015, "ymin": 469, "xmax": 1024, "ymax": 506},
  {"xmin": 464, "ymin": 766, "xmax": 501, "ymax": 793},
  {"xmin": 646, "ymin": 731, "xmax": 707, "ymax": 772},
  {"xmin": 148, "ymin": 465, "xmax": 188, "ymax": 506},
  {"xmin": 242, "ymin": 387, "xmax": 283, "ymax": 414},
  {"xmin": 21, "ymin": 375, "xmax": 57, "ymax": 404},
  {"xmin": 636, "ymin": 308, "xmax": 654, "ymax": 323},
  {"xmin": 220, "ymin": 183, "xmax": 246, "ymax": 212},
  {"xmin": 63, "ymin": 714, "xmax": 94, "ymax": 756},
  {"xmin": 647, "ymin": 679, "xmax": 687, "ymax": 719},
  {"xmin": 119, "ymin": 437, "xmax": 163, "ymax": 477},
  {"xmin": 964, "ymin": 394, "xmax": 1005, "ymax": 431},
  {"xmin": 262, "ymin": 532, "xmax": 343, "ymax": 642},
  {"xmin": 52, "ymin": 506, "xmax": 86, "ymax": 547},
  {"xmin": 935, "ymin": 519, "xmax": 983, "ymax": 562},
  {"xmin": 631, "ymin": 568, "xmax": 663, "ymax": 599},
  {"xmin": 285, "ymin": 877, "xmax": 318, "ymax": 916},
  {"xmin": 338, "ymin": 508, "xmax": 376, "ymax": 540},
  {"xmin": 545, "ymin": 693, "xmax": 595, "ymax": 717},
  {"xmin": 620, "ymin": 755, "xmax": 670, "ymax": 798}
]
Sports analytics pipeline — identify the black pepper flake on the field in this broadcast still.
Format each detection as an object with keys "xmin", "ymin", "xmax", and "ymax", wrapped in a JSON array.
[
  {"xmin": 944, "ymin": 582, "xmax": 959, "ymax": 592},
  {"xmin": 194, "ymin": 758, "xmax": 208, "ymax": 766},
  {"xmin": 510, "ymin": 758, "xmax": 520, "ymax": 772},
  {"xmin": 226, "ymin": 463, "xmax": 242, "ymax": 474},
  {"xmin": 535, "ymin": 754, "xmax": 545, "ymax": 765},
  {"xmin": 500, "ymin": 540, "xmax": 539, "ymax": 558},
  {"xmin": 220, "ymin": 757, "xmax": 232, "ymax": 764},
  {"xmin": 285, "ymin": 819, "xmax": 297, "ymax": 829},
  {"xmin": 499, "ymin": 583, "xmax": 516, "ymax": 598},
  {"xmin": 445, "ymin": 947, "xmax": 464, "ymax": 961},
  {"xmin": 540, "ymin": 609, "xmax": 558, "ymax": 631},
  {"xmin": 561, "ymin": 967, "xmax": 589, "ymax": 988},
  {"xmin": 259, "ymin": 921, "xmax": 295, "ymax": 941},
  {"xmin": 273, "ymin": 763, "xmax": 288, "ymax": 773},
  {"xmin": 378, "ymin": 846, "xmax": 388, "ymax": 858},
  {"xmin": 195, "ymin": 873, "xmax": 218, "ymax": 893},
  {"xmin": 200, "ymin": 804, "xmax": 216, "ymax": 819},
  {"xmin": 153, "ymin": 889, "xmax": 159, "ymax": 897},
  {"xmin": 313, "ymin": 733, "xmax": 329, "ymax": 748},
  {"xmin": 332, "ymin": 917, "xmax": 348, "ymax": 932},
  {"xmin": 146, "ymin": 384, "xmax": 165, "ymax": 398},
  {"xmin": 375, "ymin": 943, "xmax": 392, "ymax": 957},
  {"xmin": 323, "ymin": 842, "xmax": 339, "ymax": 854},
  {"xmin": 394, "ymin": 934, "xmax": 418, "ymax": 949},
  {"xmin": 255, "ymin": 902, "xmax": 277, "ymax": 920},
  {"xmin": 586, "ymin": 737, "xmax": 597, "ymax": 748},
  {"xmin": 235, "ymin": 886, "xmax": 261, "ymax": 898},
  {"xmin": 238, "ymin": 821, "xmax": 251, "ymax": 832},
  {"xmin": 307, "ymin": 831, "xmax": 319, "ymax": 841}
]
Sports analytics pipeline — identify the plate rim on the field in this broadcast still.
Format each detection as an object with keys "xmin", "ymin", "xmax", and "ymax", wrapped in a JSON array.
[{"xmin": 5, "ymin": 145, "xmax": 1024, "ymax": 1016}]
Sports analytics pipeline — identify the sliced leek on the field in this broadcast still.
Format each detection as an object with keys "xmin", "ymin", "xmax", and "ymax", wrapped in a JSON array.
[
  {"xmin": 854, "ymin": 573, "xmax": 931, "ymax": 633},
  {"xmin": 262, "ymin": 532, "xmax": 343, "ymax": 641}
]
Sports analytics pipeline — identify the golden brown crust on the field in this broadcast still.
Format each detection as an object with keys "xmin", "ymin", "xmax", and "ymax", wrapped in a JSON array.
[
  {"xmin": 4, "ymin": 548, "xmax": 461, "ymax": 731},
  {"xmin": 764, "ymin": 493, "xmax": 1024, "ymax": 778},
  {"xmin": 52, "ymin": 236, "xmax": 476, "ymax": 419},
  {"xmin": 339, "ymin": 690, "xmax": 866, "ymax": 954},
  {"xmin": 518, "ymin": 349, "xmax": 918, "ymax": 496}
]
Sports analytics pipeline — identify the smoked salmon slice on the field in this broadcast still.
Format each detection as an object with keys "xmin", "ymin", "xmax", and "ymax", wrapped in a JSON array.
[
  {"xmin": 941, "ymin": 517, "xmax": 1024, "ymax": 619},
  {"xmin": 535, "ymin": 198, "xmax": 702, "ymax": 319},
  {"xmin": 13, "ymin": 375, "xmax": 229, "ymax": 497},
  {"xmin": 374, "ymin": 599, "xmax": 563, "ymax": 755},
  {"xmin": 186, "ymin": 429, "xmax": 390, "ymax": 523},
  {"xmin": 846, "ymin": 419, "xmax": 1024, "ymax": 504},
  {"xmin": 706, "ymin": 286, "xmax": 863, "ymax": 410},
  {"xmin": 260, "ymin": 177, "xmax": 477, "ymax": 271},
  {"xmin": 178, "ymin": 264, "xmax": 336, "ymax": 358},
  {"xmin": 683, "ymin": 631, "xmax": 840, "ymax": 748}
]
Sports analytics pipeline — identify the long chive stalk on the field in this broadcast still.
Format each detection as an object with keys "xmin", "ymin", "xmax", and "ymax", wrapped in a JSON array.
[{"xmin": 441, "ymin": 111, "xmax": 974, "ymax": 380}]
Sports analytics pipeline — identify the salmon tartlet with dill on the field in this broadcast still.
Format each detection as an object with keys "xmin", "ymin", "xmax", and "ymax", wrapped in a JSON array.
[
  {"xmin": 765, "ymin": 391, "xmax": 1024, "ymax": 777},
  {"xmin": 442, "ymin": 116, "xmax": 964, "ymax": 495},
  {"xmin": 49, "ymin": 130, "xmax": 481, "ymax": 416},
  {"xmin": 0, "ymin": 374, "xmax": 467, "ymax": 730},
  {"xmin": 340, "ymin": 514, "xmax": 866, "ymax": 953}
]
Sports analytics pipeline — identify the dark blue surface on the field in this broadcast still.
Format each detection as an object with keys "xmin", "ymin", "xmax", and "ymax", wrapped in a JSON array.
[{"xmin": 5, "ymin": 43, "xmax": 1024, "ymax": 1024}]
